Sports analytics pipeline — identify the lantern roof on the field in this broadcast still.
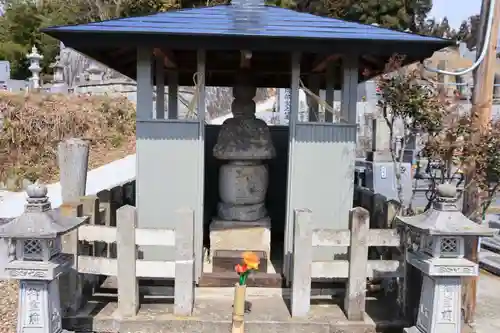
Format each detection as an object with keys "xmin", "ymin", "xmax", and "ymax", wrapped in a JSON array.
[
  {"xmin": 0, "ymin": 185, "xmax": 87, "ymax": 239},
  {"xmin": 41, "ymin": 3, "xmax": 455, "ymax": 88},
  {"xmin": 397, "ymin": 183, "xmax": 497, "ymax": 237}
]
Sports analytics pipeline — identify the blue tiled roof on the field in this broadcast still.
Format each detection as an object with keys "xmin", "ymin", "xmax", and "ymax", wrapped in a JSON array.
[{"xmin": 44, "ymin": 4, "xmax": 451, "ymax": 44}]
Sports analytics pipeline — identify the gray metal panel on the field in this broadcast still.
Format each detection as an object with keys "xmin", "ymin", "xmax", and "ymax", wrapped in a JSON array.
[
  {"xmin": 136, "ymin": 119, "xmax": 202, "ymax": 272},
  {"xmin": 295, "ymin": 122, "xmax": 357, "ymax": 142},
  {"xmin": 288, "ymin": 123, "xmax": 357, "ymax": 261}
]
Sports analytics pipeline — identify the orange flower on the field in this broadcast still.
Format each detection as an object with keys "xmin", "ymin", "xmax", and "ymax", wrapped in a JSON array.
[
  {"xmin": 242, "ymin": 252, "xmax": 260, "ymax": 270},
  {"xmin": 235, "ymin": 264, "xmax": 248, "ymax": 274}
]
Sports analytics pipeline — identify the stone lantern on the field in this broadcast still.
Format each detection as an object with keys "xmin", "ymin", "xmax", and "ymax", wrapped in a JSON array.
[
  {"xmin": 26, "ymin": 46, "xmax": 43, "ymax": 89},
  {"xmin": 50, "ymin": 55, "xmax": 68, "ymax": 94},
  {"xmin": 0, "ymin": 184, "xmax": 87, "ymax": 333},
  {"xmin": 397, "ymin": 183, "xmax": 496, "ymax": 333}
]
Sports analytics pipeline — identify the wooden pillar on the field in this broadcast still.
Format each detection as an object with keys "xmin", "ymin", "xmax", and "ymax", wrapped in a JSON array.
[
  {"xmin": 195, "ymin": 49, "xmax": 206, "ymax": 281},
  {"xmin": 462, "ymin": 0, "xmax": 500, "ymax": 324},
  {"xmin": 325, "ymin": 63, "xmax": 335, "ymax": 122},
  {"xmin": 137, "ymin": 47, "xmax": 154, "ymax": 120},
  {"xmin": 284, "ymin": 51, "xmax": 301, "ymax": 285},
  {"xmin": 307, "ymin": 74, "xmax": 320, "ymax": 122},
  {"xmin": 168, "ymin": 71, "xmax": 179, "ymax": 119},
  {"xmin": 341, "ymin": 56, "xmax": 359, "ymax": 124},
  {"xmin": 155, "ymin": 54, "xmax": 165, "ymax": 119}
]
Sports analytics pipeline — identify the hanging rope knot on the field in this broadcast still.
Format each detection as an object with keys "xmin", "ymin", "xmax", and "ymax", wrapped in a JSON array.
[{"xmin": 186, "ymin": 72, "xmax": 204, "ymax": 119}]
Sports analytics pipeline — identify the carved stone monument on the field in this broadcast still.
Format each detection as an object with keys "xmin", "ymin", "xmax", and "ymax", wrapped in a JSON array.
[
  {"xmin": 397, "ymin": 183, "xmax": 495, "ymax": 333},
  {"xmin": 0, "ymin": 184, "xmax": 87, "ymax": 333},
  {"xmin": 210, "ymin": 72, "xmax": 276, "ymax": 267}
]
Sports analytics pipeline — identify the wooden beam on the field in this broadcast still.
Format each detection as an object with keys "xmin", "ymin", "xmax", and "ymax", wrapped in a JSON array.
[
  {"xmin": 240, "ymin": 50, "xmax": 252, "ymax": 68},
  {"xmin": 153, "ymin": 48, "xmax": 177, "ymax": 68},
  {"xmin": 312, "ymin": 54, "xmax": 341, "ymax": 73},
  {"xmin": 361, "ymin": 54, "xmax": 382, "ymax": 66}
]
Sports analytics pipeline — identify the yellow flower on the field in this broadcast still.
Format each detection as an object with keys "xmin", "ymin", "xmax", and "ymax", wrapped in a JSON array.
[{"xmin": 242, "ymin": 252, "xmax": 260, "ymax": 270}]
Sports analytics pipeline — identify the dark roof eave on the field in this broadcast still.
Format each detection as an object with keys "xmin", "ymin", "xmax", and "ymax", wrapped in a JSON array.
[{"xmin": 43, "ymin": 29, "xmax": 454, "ymax": 57}]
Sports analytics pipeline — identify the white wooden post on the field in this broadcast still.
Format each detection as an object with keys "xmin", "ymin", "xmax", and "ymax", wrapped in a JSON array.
[
  {"xmin": 174, "ymin": 208, "xmax": 195, "ymax": 315},
  {"xmin": 291, "ymin": 208, "xmax": 313, "ymax": 317},
  {"xmin": 117, "ymin": 205, "xmax": 139, "ymax": 317},
  {"xmin": 58, "ymin": 138, "xmax": 89, "ymax": 203},
  {"xmin": 344, "ymin": 207, "xmax": 369, "ymax": 320}
]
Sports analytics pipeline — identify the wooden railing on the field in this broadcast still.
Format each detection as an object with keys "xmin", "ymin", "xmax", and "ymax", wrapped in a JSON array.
[
  {"xmin": 291, "ymin": 207, "xmax": 403, "ymax": 320},
  {"xmin": 59, "ymin": 180, "xmax": 195, "ymax": 317}
]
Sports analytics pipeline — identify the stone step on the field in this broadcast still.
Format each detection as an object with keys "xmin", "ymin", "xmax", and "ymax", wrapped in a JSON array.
[
  {"xmin": 479, "ymin": 249, "xmax": 500, "ymax": 276},
  {"xmin": 64, "ymin": 295, "xmax": 407, "ymax": 333},
  {"xmin": 481, "ymin": 236, "xmax": 500, "ymax": 255}
]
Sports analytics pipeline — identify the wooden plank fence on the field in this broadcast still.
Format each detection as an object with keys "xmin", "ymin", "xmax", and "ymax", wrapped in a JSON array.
[
  {"xmin": 291, "ymin": 206, "xmax": 403, "ymax": 320},
  {"xmin": 57, "ymin": 180, "xmax": 195, "ymax": 317}
]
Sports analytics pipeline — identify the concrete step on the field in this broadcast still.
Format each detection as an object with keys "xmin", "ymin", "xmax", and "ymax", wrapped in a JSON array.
[
  {"xmin": 479, "ymin": 249, "xmax": 500, "ymax": 276},
  {"xmin": 64, "ymin": 294, "xmax": 406, "ymax": 333},
  {"xmin": 481, "ymin": 236, "xmax": 500, "ymax": 254}
]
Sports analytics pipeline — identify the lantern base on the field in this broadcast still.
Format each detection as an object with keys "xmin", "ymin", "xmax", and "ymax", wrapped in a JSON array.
[
  {"xmin": 18, "ymin": 279, "xmax": 63, "ymax": 333},
  {"xmin": 404, "ymin": 275, "xmax": 461, "ymax": 333}
]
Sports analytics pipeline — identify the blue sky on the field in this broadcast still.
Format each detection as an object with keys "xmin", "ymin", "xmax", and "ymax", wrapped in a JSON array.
[{"xmin": 430, "ymin": 0, "xmax": 482, "ymax": 29}]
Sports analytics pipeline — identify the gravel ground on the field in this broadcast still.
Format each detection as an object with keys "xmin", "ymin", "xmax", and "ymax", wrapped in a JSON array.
[{"xmin": 0, "ymin": 280, "xmax": 17, "ymax": 333}]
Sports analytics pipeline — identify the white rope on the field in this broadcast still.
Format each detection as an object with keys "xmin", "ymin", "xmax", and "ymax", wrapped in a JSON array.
[
  {"xmin": 186, "ymin": 72, "xmax": 202, "ymax": 119},
  {"xmin": 298, "ymin": 78, "xmax": 347, "ymax": 123}
]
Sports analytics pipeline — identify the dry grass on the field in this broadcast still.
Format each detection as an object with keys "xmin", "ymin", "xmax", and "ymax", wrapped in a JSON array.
[
  {"xmin": 0, "ymin": 281, "xmax": 17, "ymax": 333},
  {"xmin": 0, "ymin": 91, "xmax": 136, "ymax": 190}
]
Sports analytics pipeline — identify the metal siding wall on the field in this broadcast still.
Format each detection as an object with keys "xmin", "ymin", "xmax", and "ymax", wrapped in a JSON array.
[
  {"xmin": 136, "ymin": 119, "xmax": 201, "ymax": 268},
  {"xmin": 287, "ymin": 123, "xmax": 356, "ymax": 262}
]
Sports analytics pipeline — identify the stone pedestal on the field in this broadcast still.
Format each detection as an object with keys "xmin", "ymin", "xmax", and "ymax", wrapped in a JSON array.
[
  {"xmin": 18, "ymin": 280, "xmax": 63, "ymax": 333},
  {"xmin": 404, "ymin": 276, "xmax": 461, "ymax": 333},
  {"xmin": 210, "ymin": 218, "xmax": 271, "ymax": 259}
]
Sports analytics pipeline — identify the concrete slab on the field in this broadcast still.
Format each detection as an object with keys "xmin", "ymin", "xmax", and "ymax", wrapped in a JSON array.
[
  {"xmin": 479, "ymin": 249, "xmax": 500, "ymax": 276},
  {"xmin": 475, "ymin": 271, "xmax": 500, "ymax": 333},
  {"xmin": 481, "ymin": 237, "xmax": 500, "ymax": 253},
  {"xmin": 63, "ymin": 291, "xmax": 405, "ymax": 333}
]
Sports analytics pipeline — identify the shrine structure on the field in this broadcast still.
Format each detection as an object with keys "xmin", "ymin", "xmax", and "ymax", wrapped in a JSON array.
[{"xmin": 42, "ymin": 0, "xmax": 453, "ymax": 286}]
